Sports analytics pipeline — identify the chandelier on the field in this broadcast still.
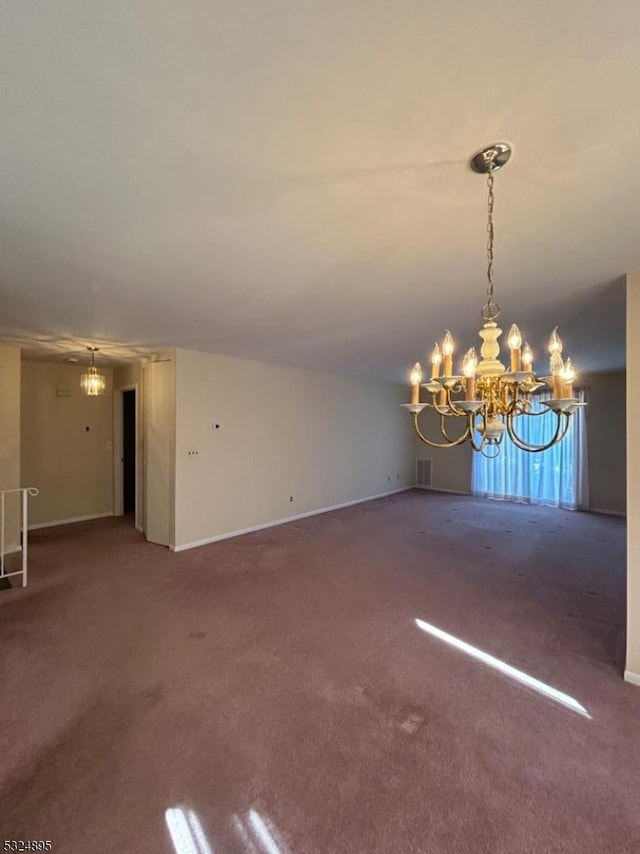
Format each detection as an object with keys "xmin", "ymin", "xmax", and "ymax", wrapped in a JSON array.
[
  {"xmin": 402, "ymin": 142, "xmax": 585, "ymax": 456},
  {"xmin": 80, "ymin": 346, "xmax": 106, "ymax": 396}
]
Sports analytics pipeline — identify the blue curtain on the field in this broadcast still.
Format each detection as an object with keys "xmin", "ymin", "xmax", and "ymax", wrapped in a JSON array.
[{"xmin": 471, "ymin": 391, "xmax": 588, "ymax": 510}]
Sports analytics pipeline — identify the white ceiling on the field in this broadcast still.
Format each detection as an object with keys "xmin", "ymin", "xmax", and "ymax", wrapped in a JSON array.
[{"xmin": 1, "ymin": 1, "xmax": 638, "ymax": 379}]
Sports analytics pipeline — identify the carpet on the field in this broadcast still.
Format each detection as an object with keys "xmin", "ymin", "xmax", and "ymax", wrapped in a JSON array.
[{"xmin": 0, "ymin": 491, "xmax": 637, "ymax": 853}]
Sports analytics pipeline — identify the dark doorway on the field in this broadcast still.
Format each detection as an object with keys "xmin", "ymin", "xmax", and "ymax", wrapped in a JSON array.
[{"xmin": 122, "ymin": 389, "xmax": 136, "ymax": 516}]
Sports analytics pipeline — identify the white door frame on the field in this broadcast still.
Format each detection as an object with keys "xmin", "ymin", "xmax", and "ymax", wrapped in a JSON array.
[{"xmin": 113, "ymin": 383, "xmax": 141, "ymax": 530}]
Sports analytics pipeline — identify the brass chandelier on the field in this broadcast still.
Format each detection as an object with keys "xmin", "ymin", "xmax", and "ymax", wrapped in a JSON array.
[
  {"xmin": 402, "ymin": 142, "xmax": 585, "ymax": 456},
  {"xmin": 80, "ymin": 346, "xmax": 106, "ymax": 397}
]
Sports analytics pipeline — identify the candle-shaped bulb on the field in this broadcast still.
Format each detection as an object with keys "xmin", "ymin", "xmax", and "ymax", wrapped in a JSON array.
[
  {"xmin": 507, "ymin": 323, "xmax": 522, "ymax": 371},
  {"xmin": 550, "ymin": 351, "xmax": 565, "ymax": 399},
  {"xmin": 463, "ymin": 347, "xmax": 478, "ymax": 401},
  {"xmin": 430, "ymin": 342, "xmax": 442, "ymax": 379},
  {"xmin": 462, "ymin": 347, "xmax": 478, "ymax": 378},
  {"xmin": 550, "ymin": 351, "xmax": 564, "ymax": 375},
  {"xmin": 560, "ymin": 356, "xmax": 576, "ymax": 399},
  {"xmin": 508, "ymin": 323, "xmax": 522, "ymax": 351},
  {"xmin": 549, "ymin": 326, "xmax": 563, "ymax": 355},
  {"xmin": 409, "ymin": 362, "xmax": 422, "ymax": 405},
  {"xmin": 522, "ymin": 342, "xmax": 533, "ymax": 369},
  {"xmin": 561, "ymin": 357, "xmax": 575, "ymax": 383},
  {"xmin": 442, "ymin": 330, "xmax": 454, "ymax": 377}
]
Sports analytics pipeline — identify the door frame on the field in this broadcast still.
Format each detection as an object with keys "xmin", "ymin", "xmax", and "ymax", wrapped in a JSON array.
[{"xmin": 113, "ymin": 383, "xmax": 142, "ymax": 530}]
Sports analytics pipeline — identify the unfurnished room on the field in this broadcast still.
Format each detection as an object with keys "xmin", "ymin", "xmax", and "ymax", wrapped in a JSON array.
[{"xmin": 1, "ymin": 2, "xmax": 639, "ymax": 853}]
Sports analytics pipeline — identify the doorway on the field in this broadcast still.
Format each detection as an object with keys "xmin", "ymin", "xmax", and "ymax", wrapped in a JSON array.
[
  {"xmin": 122, "ymin": 389, "xmax": 136, "ymax": 516},
  {"xmin": 114, "ymin": 385, "xmax": 139, "ymax": 526}
]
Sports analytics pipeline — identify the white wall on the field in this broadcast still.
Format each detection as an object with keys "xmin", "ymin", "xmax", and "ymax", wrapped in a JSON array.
[
  {"xmin": 0, "ymin": 345, "xmax": 21, "ymax": 552},
  {"xmin": 144, "ymin": 355, "xmax": 176, "ymax": 547},
  {"xmin": 173, "ymin": 349, "xmax": 414, "ymax": 549},
  {"xmin": 626, "ymin": 271, "xmax": 640, "ymax": 684},
  {"xmin": 21, "ymin": 361, "xmax": 114, "ymax": 527},
  {"xmin": 413, "ymin": 407, "xmax": 472, "ymax": 494},
  {"xmin": 586, "ymin": 371, "xmax": 626, "ymax": 515}
]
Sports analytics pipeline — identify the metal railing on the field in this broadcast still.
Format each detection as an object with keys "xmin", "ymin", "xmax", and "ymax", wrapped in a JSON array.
[{"xmin": 1, "ymin": 487, "xmax": 39, "ymax": 589}]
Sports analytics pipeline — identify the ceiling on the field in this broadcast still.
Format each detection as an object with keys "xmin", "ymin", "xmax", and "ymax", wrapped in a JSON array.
[{"xmin": 1, "ymin": 1, "xmax": 638, "ymax": 380}]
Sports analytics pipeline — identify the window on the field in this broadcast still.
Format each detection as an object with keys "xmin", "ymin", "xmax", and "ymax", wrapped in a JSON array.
[{"xmin": 471, "ymin": 391, "xmax": 588, "ymax": 509}]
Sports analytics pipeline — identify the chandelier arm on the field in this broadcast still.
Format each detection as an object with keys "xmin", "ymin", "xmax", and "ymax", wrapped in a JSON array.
[
  {"xmin": 502, "ymin": 384, "xmax": 523, "ymax": 413},
  {"xmin": 468, "ymin": 410, "xmax": 496, "ymax": 454},
  {"xmin": 510, "ymin": 395, "xmax": 553, "ymax": 416},
  {"xmin": 438, "ymin": 412, "xmax": 468, "ymax": 442},
  {"xmin": 412, "ymin": 413, "xmax": 472, "ymax": 449},
  {"xmin": 517, "ymin": 404, "xmax": 552, "ymax": 417},
  {"xmin": 430, "ymin": 393, "xmax": 457, "ymax": 417},
  {"xmin": 427, "ymin": 385, "xmax": 466, "ymax": 418},
  {"xmin": 431, "ymin": 402, "xmax": 452, "ymax": 417},
  {"xmin": 469, "ymin": 424, "xmax": 488, "ymax": 453},
  {"xmin": 509, "ymin": 399, "xmax": 533, "ymax": 418},
  {"xmin": 445, "ymin": 385, "xmax": 471, "ymax": 417},
  {"xmin": 427, "ymin": 389, "xmax": 446, "ymax": 416},
  {"xmin": 505, "ymin": 411, "xmax": 571, "ymax": 453},
  {"xmin": 502, "ymin": 383, "xmax": 554, "ymax": 418}
]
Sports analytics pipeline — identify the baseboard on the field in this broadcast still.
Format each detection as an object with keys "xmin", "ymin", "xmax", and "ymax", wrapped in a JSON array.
[
  {"xmin": 171, "ymin": 487, "xmax": 412, "ymax": 553},
  {"xmin": 624, "ymin": 670, "xmax": 640, "ymax": 687},
  {"xmin": 28, "ymin": 512, "xmax": 114, "ymax": 531},
  {"xmin": 589, "ymin": 507, "xmax": 626, "ymax": 518},
  {"xmin": 1, "ymin": 545, "xmax": 22, "ymax": 556},
  {"xmin": 414, "ymin": 486, "xmax": 471, "ymax": 495}
]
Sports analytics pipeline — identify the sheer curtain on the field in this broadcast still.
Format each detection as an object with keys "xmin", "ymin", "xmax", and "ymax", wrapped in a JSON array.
[{"xmin": 471, "ymin": 390, "xmax": 588, "ymax": 510}]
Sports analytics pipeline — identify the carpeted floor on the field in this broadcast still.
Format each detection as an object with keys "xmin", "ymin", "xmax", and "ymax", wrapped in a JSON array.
[{"xmin": 0, "ymin": 490, "xmax": 637, "ymax": 853}]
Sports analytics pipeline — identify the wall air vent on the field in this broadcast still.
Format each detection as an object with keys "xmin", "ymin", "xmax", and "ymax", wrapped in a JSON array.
[{"xmin": 415, "ymin": 457, "xmax": 432, "ymax": 489}]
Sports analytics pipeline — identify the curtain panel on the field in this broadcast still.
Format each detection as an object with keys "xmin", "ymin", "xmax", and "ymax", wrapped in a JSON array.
[{"xmin": 471, "ymin": 390, "xmax": 588, "ymax": 510}]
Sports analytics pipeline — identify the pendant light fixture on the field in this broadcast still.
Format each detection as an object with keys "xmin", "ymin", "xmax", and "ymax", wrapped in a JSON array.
[
  {"xmin": 402, "ymin": 142, "xmax": 585, "ymax": 456},
  {"xmin": 80, "ymin": 346, "xmax": 106, "ymax": 397}
]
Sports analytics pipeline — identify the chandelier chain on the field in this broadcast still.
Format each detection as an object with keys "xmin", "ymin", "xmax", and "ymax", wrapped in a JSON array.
[
  {"xmin": 486, "ymin": 168, "xmax": 494, "ymax": 300},
  {"xmin": 482, "ymin": 157, "xmax": 500, "ymax": 320}
]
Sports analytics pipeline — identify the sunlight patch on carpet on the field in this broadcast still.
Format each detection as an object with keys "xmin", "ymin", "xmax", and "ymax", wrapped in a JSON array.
[
  {"xmin": 415, "ymin": 618, "xmax": 590, "ymax": 718},
  {"xmin": 247, "ymin": 810, "xmax": 284, "ymax": 854},
  {"xmin": 232, "ymin": 809, "xmax": 288, "ymax": 854},
  {"xmin": 165, "ymin": 806, "xmax": 213, "ymax": 854}
]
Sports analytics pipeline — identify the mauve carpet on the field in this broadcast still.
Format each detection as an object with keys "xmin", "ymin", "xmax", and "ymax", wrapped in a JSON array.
[{"xmin": 0, "ymin": 491, "xmax": 638, "ymax": 853}]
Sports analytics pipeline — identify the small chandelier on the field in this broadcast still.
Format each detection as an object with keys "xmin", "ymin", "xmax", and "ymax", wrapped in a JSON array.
[
  {"xmin": 80, "ymin": 346, "xmax": 106, "ymax": 397},
  {"xmin": 402, "ymin": 142, "xmax": 585, "ymax": 456}
]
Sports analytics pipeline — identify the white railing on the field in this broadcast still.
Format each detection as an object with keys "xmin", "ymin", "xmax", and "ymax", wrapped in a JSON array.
[{"xmin": 1, "ymin": 487, "xmax": 39, "ymax": 589}]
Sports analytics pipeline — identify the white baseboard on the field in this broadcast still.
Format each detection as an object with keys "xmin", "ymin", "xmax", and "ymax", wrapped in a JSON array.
[
  {"xmin": 624, "ymin": 670, "xmax": 640, "ymax": 687},
  {"xmin": 1, "ymin": 545, "xmax": 22, "ymax": 556},
  {"xmin": 589, "ymin": 507, "xmax": 626, "ymax": 517},
  {"xmin": 171, "ymin": 487, "xmax": 412, "ymax": 553},
  {"xmin": 414, "ymin": 486, "xmax": 470, "ymax": 495},
  {"xmin": 28, "ymin": 512, "xmax": 114, "ymax": 531}
]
